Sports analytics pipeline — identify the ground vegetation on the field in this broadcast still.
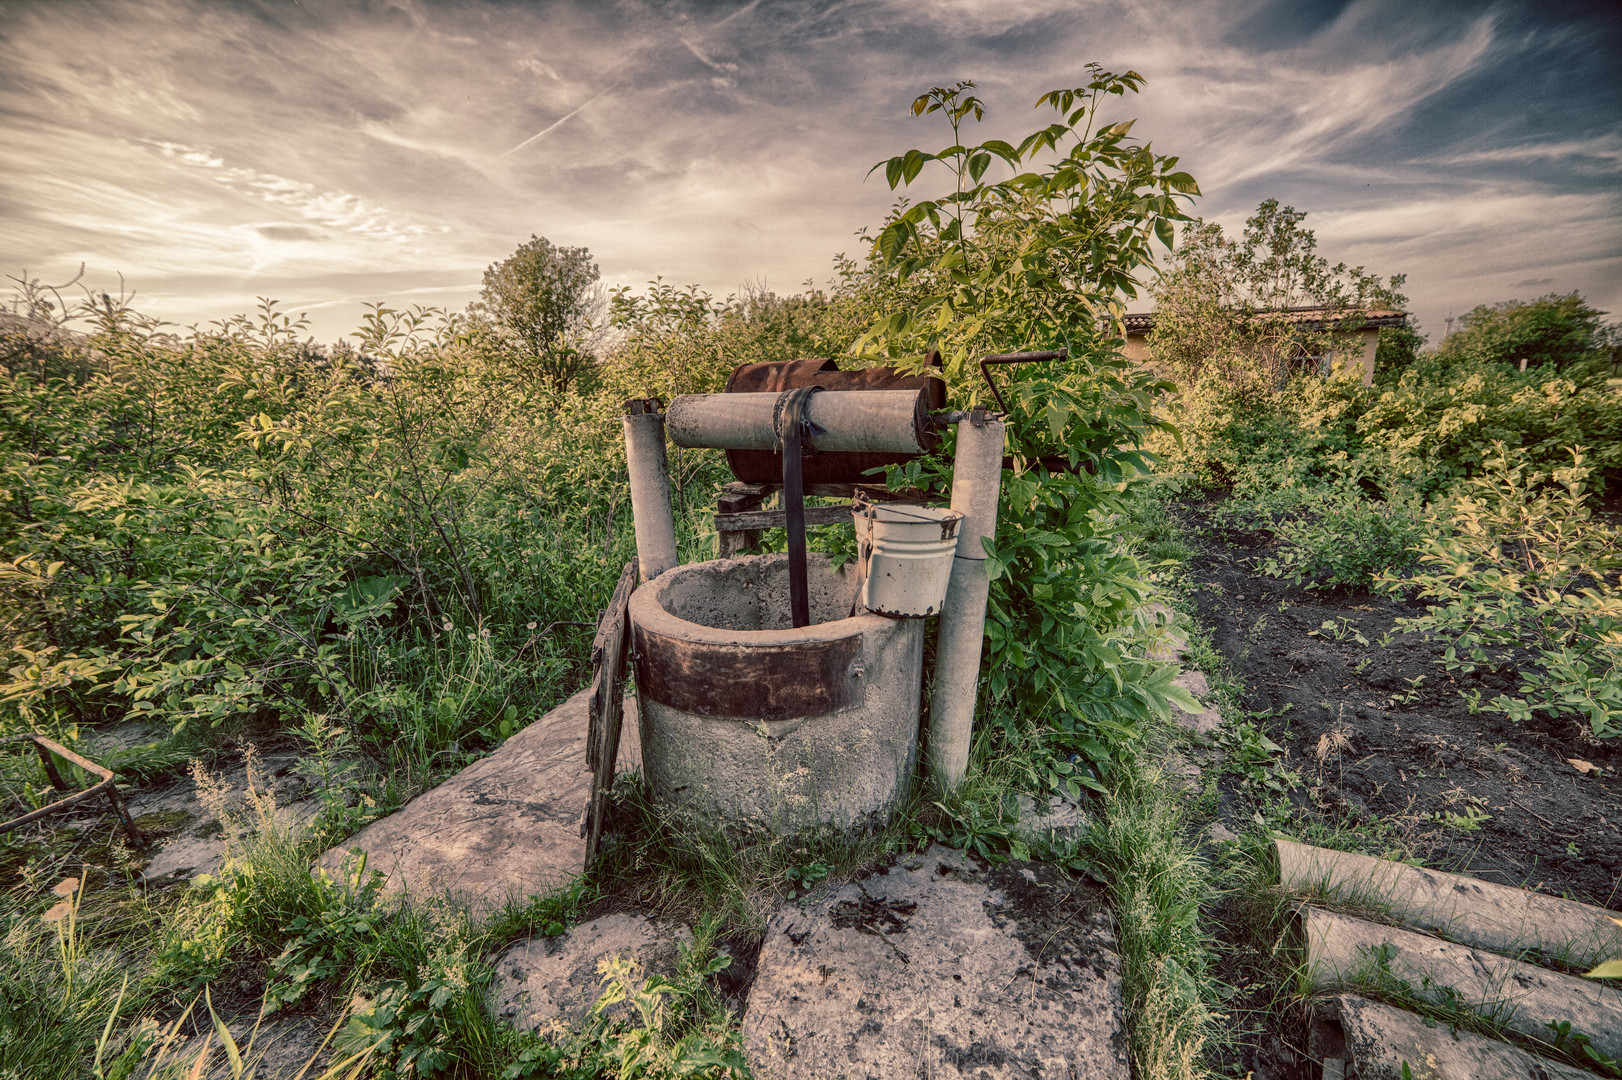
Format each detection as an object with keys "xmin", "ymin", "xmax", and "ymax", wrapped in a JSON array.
[{"xmin": 2, "ymin": 64, "xmax": 1617, "ymax": 1080}]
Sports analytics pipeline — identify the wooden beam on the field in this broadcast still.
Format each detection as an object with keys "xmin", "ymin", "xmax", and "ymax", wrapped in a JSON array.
[
  {"xmin": 717, "ymin": 487, "xmax": 766, "ymax": 558},
  {"xmin": 584, "ymin": 558, "xmax": 637, "ymax": 870},
  {"xmin": 716, "ymin": 505, "xmax": 853, "ymax": 532}
]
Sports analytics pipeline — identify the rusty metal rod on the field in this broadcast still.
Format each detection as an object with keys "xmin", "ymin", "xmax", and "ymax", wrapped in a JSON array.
[
  {"xmin": 1, "ymin": 734, "xmax": 145, "ymax": 845},
  {"xmin": 978, "ymin": 349, "xmax": 1068, "ymax": 413}
]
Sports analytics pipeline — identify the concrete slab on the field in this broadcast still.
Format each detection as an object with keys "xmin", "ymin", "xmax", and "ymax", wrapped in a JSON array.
[
  {"xmin": 129, "ymin": 750, "xmax": 315, "ymax": 885},
  {"xmin": 742, "ymin": 845, "xmax": 1128, "ymax": 1080},
  {"xmin": 317, "ymin": 690, "xmax": 641, "ymax": 915},
  {"xmin": 490, "ymin": 913, "xmax": 693, "ymax": 1031}
]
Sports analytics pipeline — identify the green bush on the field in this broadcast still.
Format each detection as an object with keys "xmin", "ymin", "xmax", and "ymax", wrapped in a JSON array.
[
  {"xmin": 1359, "ymin": 353, "xmax": 1621, "ymax": 496},
  {"xmin": 1248, "ymin": 482, "xmax": 1424, "ymax": 590},
  {"xmin": 1385, "ymin": 446, "xmax": 1621, "ymax": 739},
  {"xmin": 860, "ymin": 71, "xmax": 1199, "ymax": 790},
  {"xmin": 0, "ymin": 301, "xmax": 640, "ymax": 780}
]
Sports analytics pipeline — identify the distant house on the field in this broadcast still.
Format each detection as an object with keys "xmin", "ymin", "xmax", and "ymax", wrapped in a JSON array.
[{"xmin": 1119, "ymin": 306, "xmax": 1408, "ymax": 386}]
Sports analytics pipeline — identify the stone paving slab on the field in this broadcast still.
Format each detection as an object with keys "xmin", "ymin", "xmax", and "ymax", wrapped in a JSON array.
[
  {"xmin": 490, "ymin": 912, "xmax": 693, "ymax": 1031},
  {"xmin": 1170, "ymin": 669, "xmax": 1223, "ymax": 739},
  {"xmin": 128, "ymin": 749, "xmax": 319, "ymax": 885},
  {"xmin": 742, "ymin": 845, "xmax": 1128, "ymax": 1080},
  {"xmin": 318, "ymin": 689, "xmax": 641, "ymax": 914}
]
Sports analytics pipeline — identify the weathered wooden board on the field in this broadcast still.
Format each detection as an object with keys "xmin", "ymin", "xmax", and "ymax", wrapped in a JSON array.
[
  {"xmin": 584, "ymin": 558, "xmax": 637, "ymax": 869},
  {"xmin": 715, "ymin": 505, "xmax": 852, "ymax": 532}
]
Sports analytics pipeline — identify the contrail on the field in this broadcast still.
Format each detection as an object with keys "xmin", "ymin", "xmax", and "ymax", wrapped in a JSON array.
[
  {"xmin": 493, "ymin": 0, "xmax": 760, "ymax": 162},
  {"xmin": 494, "ymin": 83, "xmax": 619, "ymax": 161}
]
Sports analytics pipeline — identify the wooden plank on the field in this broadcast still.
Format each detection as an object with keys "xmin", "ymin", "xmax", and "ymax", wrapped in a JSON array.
[
  {"xmin": 583, "ymin": 558, "xmax": 637, "ymax": 870},
  {"xmin": 715, "ymin": 505, "xmax": 853, "ymax": 531},
  {"xmin": 717, "ymin": 487, "xmax": 766, "ymax": 559}
]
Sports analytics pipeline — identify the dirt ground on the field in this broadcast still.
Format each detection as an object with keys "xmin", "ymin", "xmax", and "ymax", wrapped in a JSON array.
[{"xmin": 1176, "ymin": 498, "xmax": 1622, "ymax": 1079}]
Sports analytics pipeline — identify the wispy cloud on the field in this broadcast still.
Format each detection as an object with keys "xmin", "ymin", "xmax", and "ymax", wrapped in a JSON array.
[{"xmin": 1, "ymin": 0, "xmax": 1617, "ymax": 341}]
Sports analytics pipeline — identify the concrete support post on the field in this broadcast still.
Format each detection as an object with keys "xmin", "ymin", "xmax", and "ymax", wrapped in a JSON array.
[
  {"xmin": 927, "ymin": 416, "xmax": 1005, "ymax": 790},
  {"xmin": 623, "ymin": 407, "xmax": 679, "ymax": 583}
]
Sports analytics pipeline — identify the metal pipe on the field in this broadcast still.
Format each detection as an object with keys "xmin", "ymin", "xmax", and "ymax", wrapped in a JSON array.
[
  {"xmin": 622, "ymin": 402, "xmax": 679, "ymax": 582},
  {"xmin": 927, "ymin": 415, "xmax": 1005, "ymax": 789},
  {"xmin": 666, "ymin": 390, "xmax": 930, "ymax": 454},
  {"xmin": 978, "ymin": 349, "xmax": 1067, "ymax": 413}
]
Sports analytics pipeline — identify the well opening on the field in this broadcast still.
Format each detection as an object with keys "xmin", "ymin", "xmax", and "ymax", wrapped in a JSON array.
[{"xmin": 654, "ymin": 555, "xmax": 856, "ymax": 632}]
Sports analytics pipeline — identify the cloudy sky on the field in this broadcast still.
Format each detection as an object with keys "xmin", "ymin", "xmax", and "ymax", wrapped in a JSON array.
[{"xmin": 2, "ymin": 0, "xmax": 1618, "ymax": 345}]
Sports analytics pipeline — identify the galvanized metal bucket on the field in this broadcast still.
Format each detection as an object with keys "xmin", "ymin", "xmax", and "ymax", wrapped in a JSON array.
[{"xmin": 853, "ymin": 501, "xmax": 964, "ymax": 617}]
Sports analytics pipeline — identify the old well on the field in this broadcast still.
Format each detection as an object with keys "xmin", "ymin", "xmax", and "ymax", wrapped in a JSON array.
[{"xmin": 629, "ymin": 552, "xmax": 925, "ymax": 834}]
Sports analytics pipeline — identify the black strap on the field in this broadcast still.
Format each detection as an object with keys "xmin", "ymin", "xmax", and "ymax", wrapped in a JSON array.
[{"xmin": 779, "ymin": 386, "xmax": 821, "ymax": 628}]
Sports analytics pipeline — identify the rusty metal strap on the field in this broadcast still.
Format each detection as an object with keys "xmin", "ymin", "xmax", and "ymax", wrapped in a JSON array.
[
  {"xmin": 779, "ymin": 385, "xmax": 822, "ymax": 629},
  {"xmin": 0, "ymin": 734, "xmax": 145, "ymax": 845}
]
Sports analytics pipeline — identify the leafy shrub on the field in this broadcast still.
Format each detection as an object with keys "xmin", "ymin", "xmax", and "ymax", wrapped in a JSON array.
[
  {"xmin": 860, "ymin": 72, "xmax": 1199, "ymax": 791},
  {"xmin": 1359, "ymin": 353, "xmax": 1621, "ymax": 496},
  {"xmin": 1385, "ymin": 446, "xmax": 1621, "ymax": 739},
  {"xmin": 0, "ymin": 299, "xmax": 641, "ymax": 784},
  {"xmin": 1239, "ymin": 482, "xmax": 1424, "ymax": 590}
]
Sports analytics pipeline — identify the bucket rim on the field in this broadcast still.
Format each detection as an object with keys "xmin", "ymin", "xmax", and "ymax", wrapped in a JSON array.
[{"xmin": 850, "ymin": 498, "xmax": 963, "ymax": 526}]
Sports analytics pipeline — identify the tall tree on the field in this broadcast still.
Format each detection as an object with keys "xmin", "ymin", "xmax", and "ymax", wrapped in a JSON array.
[
  {"xmin": 1149, "ymin": 200, "xmax": 1407, "ymax": 388},
  {"xmin": 1435, "ymin": 292, "xmax": 1611, "ymax": 373},
  {"xmin": 474, "ymin": 235, "xmax": 603, "ymax": 394}
]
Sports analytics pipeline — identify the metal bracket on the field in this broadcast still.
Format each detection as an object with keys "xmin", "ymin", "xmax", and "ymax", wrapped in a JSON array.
[{"xmin": 0, "ymin": 735, "xmax": 145, "ymax": 846}]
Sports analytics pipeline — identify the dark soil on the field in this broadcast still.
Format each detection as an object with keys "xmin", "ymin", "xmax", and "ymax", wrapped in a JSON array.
[{"xmin": 1178, "ymin": 498, "xmax": 1622, "ymax": 1080}]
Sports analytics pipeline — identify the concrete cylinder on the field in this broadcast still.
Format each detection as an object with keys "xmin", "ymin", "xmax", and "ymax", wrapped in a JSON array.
[
  {"xmin": 665, "ymin": 390, "xmax": 931, "ymax": 454},
  {"xmin": 628, "ymin": 552, "xmax": 925, "ymax": 836},
  {"xmin": 927, "ymin": 418, "xmax": 1005, "ymax": 789},
  {"xmin": 623, "ymin": 411, "xmax": 679, "ymax": 582}
]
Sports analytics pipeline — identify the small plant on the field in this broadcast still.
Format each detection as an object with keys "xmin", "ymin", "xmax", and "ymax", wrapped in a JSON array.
[
  {"xmin": 1308, "ymin": 618, "xmax": 1370, "ymax": 647},
  {"xmin": 265, "ymin": 856, "xmax": 388, "ymax": 1012},
  {"xmin": 782, "ymin": 862, "xmax": 830, "ymax": 900},
  {"xmin": 1427, "ymin": 803, "xmax": 1491, "ymax": 833},
  {"xmin": 1546, "ymin": 1019, "xmax": 1622, "ymax": 1078},
  {"xmin": 1385, "ymin": 445, "xmax": 1621, "ymax": 738},
  {"xmin": 1218, "ymin": 720, "xmax": 1297, "ymax": 799},
  {"xmin": 1389, "ymin": 675, "xmax": 1426, "ymax": 706},
  {"xmin": 1254, "ymin": 483, "xmax": 1424, "ymax": 591}
]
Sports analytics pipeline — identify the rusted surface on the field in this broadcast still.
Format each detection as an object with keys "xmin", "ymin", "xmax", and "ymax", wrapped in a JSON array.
[
  {"xmin": 723, "ymin": 355, "xmax": 945, "ymax": 485},
  {"xmin": 633, "ymin": 623, "xmax": 864, "ymax": 721},
  {"xmin": 0, "ymin": 734, "xmax": 144, "ymax": 845}
]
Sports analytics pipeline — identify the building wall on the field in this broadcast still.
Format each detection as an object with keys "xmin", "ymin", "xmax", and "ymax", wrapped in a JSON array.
[
  {"xmin": 1122, "ymin": 334, "xmax": 1152, "ymax": 364},
  {"xmin": 1126, "ymin": 326, "xmax": 1380, "ymax": 384}
]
